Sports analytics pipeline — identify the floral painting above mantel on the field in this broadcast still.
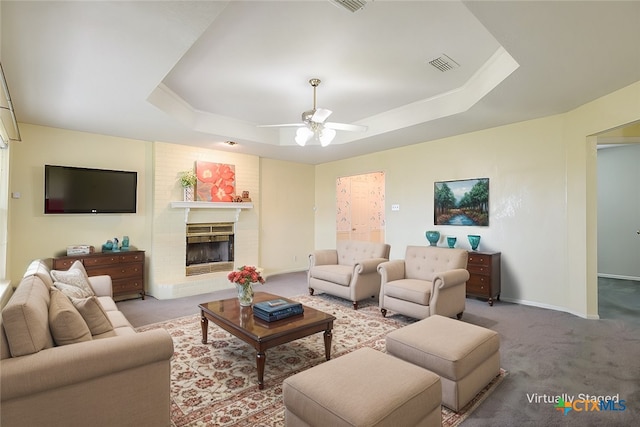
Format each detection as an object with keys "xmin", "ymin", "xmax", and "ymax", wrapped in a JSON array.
[{"xmin": 196, "ymin": 161, "xmax": 236, "ymax": 202}]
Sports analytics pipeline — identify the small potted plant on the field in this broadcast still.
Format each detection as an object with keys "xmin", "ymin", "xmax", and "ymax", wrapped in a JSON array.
[{"xmin": 179, "ymin": 170, "xmax": 197, "ymax": 201}]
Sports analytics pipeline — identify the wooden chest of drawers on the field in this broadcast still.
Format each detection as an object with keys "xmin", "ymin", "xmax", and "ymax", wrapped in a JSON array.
[
  {"xmin": 52, "ymin": 250, "xmax": 145, "ymax": 300},
  {"xmin": 466, "ymin": 251, "xmax": 501, "ymax": 306}
]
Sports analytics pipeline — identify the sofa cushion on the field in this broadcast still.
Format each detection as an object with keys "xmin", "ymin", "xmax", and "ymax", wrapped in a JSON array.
[
  {"xmin": 384, "ymin": 279, "xmax": 432, "ymax": 305},
  {"xmin": 49, "ymin": 288, "xmax": 92, "ymax": 346},
  {"xmin": 51, "ymin": 261, "xmax": 95, "ymax": 297},
  {"xmin": 71, "ymin": 296, "xmax": 114, "ymax": 335},
  {"xmin": 310, "ymin": 264, "xmax": 353, "ymax": 286},
  {"xmin": 96, "ymin": 296, "xmax": 118, "ymax": 312},
  {"xmin": 106, "ymin": 310, "xmax": 134, "ymax": 329},
  {"xmin": 24, "ymin": 259, "xmax": 55, "ymax": 289},
  {"xmin": 1, "ymin": 275, "xmax": 54, "ymax": 357}
]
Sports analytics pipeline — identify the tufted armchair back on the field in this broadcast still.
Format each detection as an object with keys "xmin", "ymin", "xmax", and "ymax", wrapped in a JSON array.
[
  {"xmin": 404, "ymin": 246, "xmax": 468, "ymax": 281},
  {"xmin": 336, "ymin": 240, "xmax": 391, "ymax": 266}
]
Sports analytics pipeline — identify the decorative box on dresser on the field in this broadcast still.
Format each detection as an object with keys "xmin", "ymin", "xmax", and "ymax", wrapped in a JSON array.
[
  {"xmin": 466, "ymin": 251, "xmax": 501, "ymax": 306},
  {"xmin": 52, "ymin": 250, "xmax": 145, "ymax": 300}
]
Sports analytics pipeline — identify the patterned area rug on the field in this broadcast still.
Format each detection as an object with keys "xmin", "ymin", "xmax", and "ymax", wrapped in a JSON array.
[{"xmin": 137, "ymin": 294, "xmax": 507, "ymax": 426}]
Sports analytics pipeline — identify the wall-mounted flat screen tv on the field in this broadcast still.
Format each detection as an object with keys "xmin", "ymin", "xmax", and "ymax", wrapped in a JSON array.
[{"xmin": 44, "ymin": 165, "xmax": 137, "ymax": 214}]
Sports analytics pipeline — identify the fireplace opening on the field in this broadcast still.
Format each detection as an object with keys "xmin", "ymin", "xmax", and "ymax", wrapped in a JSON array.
[{"xmin": 186, "ymin": 222, "xmax": 234, "ymax": 276}]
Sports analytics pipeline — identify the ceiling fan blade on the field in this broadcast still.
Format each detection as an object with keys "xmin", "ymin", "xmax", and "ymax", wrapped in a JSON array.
[
  {"xmin": 257, "ymin": 123, "xmax": 305, "ymax": 128},
  {"xmin": 325, "ymin": 122, "xmax": 368, "ymax": 132},
  {"xmin": 311, "ymin": 108, "xmax": 332, "ymax": 123}
]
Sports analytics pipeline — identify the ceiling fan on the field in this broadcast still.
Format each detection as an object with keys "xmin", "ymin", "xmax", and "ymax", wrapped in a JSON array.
[{"xmin": 259, "ymin": 78, "xmax": 367, "ymax": 147}]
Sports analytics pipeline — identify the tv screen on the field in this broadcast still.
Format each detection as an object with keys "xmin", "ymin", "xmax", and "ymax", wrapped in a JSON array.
[{"xmin": 45, "ymin": 165, "xmax": 137, "ymax": 214}]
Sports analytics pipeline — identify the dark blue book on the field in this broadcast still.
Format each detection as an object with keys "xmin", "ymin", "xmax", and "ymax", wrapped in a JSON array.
[
  {"xmin": 253, "ymin": 300, "xmax": 304, "ymax": 322},
  {"xmin": 253, "ymin": 304, "xmax": 304, "ymax": 322},
  {"xmin": 253, "ymin": 299, "xmax": 302, "ymax": 314}
]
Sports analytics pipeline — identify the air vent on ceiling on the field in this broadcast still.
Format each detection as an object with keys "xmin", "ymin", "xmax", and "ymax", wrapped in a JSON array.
[
  {"xmin": 331, "ymin": 0, "xmax": 367, "ymax": 13},
  {"xmin": 428, "ymin": 54, "xmax": 460, "ymax": 72}
]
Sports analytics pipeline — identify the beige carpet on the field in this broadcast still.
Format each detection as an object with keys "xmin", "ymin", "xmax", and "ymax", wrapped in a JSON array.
[{"xmin": 138, "ymin": 294, "xmax": 506, "ymax": 426}]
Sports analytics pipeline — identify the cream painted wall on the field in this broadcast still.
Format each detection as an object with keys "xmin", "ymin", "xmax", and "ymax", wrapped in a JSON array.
[
  {"xmin": 7, "ymin": 124, "xmax": 152, "ymax": 285},
  {"xmin": 259, "ymin": 158, "xmax": 315, "ymax": 275},
  {"xmin": 566, "ymin": 80, "xmax": 640, "ymax": 317},
  {"xmin": 316, "ymin": 116, "xmax": 568, "ymax": 311},
  {"xmin": 7, "ymin": 81, "xmax": 640, "ymax": 316},
  {"xmin": 7, "ymin": 126, "xmax": 310, "ymax": 297},
  {"xmin": 315, "ymin": 80, "xmax": 640, "ymax": 319}
]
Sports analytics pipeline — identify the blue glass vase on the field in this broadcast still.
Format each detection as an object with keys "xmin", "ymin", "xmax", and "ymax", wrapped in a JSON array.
[
  {"xmin": 468, "ymin": 235, "xmax": 481, "ymax": 251},
  {"xmin": 447, "ymin": 236, "xmax": 457, "ymax": 248},
  {"xmin": 425, "ymin": 231, "xmax": 440, "ymax": 246}
]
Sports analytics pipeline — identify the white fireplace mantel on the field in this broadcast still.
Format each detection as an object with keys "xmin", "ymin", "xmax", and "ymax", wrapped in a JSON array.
[{"xmin": 171, "ymin": 201, "xmax": 253, "ymax": 222}]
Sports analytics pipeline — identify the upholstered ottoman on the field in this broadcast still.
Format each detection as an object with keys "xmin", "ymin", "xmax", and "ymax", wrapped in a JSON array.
[
  {"xmin": 386, "ymin": 315, "xmax": 500, "ymax": 412},
  {"xmin": 283, "ymin": 347, "xmax": 442, "ymax": 427}
]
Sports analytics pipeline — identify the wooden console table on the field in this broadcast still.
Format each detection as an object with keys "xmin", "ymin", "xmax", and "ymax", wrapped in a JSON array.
[
  {"xmin": 466, "ymin": 251, "xmax": 501, "ymax": 306},
  {"xmin": 52, "ymin": 250, "xmax": 145, "ymax": 300}
]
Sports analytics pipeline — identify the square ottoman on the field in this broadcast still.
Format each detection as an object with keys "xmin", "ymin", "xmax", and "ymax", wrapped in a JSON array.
[
  {"xmin": 283, "ymin": 347, "xmax": 442, "ymax": 427},
  {"xmin": 386, "ymin": 315, "xmax": 500, "ymax": 412}
]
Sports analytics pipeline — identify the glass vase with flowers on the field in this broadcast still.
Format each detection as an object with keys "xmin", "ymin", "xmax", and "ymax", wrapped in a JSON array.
[{"xmin": 227, "ymin": 265, "xmax": 265, "ymax": 306}]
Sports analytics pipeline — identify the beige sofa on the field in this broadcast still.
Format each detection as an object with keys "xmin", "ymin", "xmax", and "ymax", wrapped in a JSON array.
[
  {"xmin": 308, "ymin": 240, "xmax": 390, "ymax": 309},
  {"xmin": 378, "ymin": 246, "xmax": 470, "ymax": 320},
  {"xmin": 0, "ymin": 260, "xmax": 174, "ymax": 427}
]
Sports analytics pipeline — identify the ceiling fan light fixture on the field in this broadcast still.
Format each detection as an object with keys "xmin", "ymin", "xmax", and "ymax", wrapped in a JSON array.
[
  {"xmin": 295, "ymin": 127, "xmax": 313, "ymax": 147},
  {"xmin": 319, "ymin": 127, "xmax": 336, "ymax": 147}
]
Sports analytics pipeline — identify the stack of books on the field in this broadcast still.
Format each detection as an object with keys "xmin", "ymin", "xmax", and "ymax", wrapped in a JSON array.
[{"xmin": 253, "ymin": 299, "xmax": 304, "ymax": 322}]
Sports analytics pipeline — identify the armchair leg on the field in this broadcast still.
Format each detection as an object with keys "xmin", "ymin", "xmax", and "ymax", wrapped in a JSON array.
[
  {"xmin": 456, "ymin": 312, "xmax": 463, "ymax": 320},
  {"xmin": 309, "ymin": 288, "xmax": 315, "ymax": 296},
  {"xmin": 381, "ymin": 308, "xmax": 387, "ymax": 318},
  {"xmin": 352, "ymin": 301, "xmax": 358, "ymax": 310}
]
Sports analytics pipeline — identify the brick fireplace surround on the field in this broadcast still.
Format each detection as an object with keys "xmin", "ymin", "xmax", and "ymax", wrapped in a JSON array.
[{"xmin": 149, "ymin": 142, "xmax": 260, "ymax": 300}]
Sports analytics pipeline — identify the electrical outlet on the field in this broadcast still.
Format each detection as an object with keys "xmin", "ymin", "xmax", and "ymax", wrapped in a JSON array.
[
  {"xmin": 391, "ymin": 204, "xmax": 400, "ymax": 211},
  {"xmin": 293, "ymin": 255, "xmax": 297, "ymax": 262}
]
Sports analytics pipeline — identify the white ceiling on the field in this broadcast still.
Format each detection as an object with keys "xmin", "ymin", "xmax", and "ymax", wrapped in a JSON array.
[{"xmin": 2, "ymin": 1, "xmax": 640, "ymax": 164}]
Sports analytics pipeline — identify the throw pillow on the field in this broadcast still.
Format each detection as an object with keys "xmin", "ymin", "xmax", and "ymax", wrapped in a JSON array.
[
  {"xmin": 69, "ymin": 260, "xmax": 91, "ymax": 283},
  {"xmin": 71, "ymin": 296, "xmax": 114, "ymax": 335},
  {"xmin": 49, "ymin": 288, "xmax": 92, "ymax": 346},
  {"xmin": 51, "ymin": 261, "xmax": 95, "ymax": 297},
  {"xmin": 53, "ymin": 281, "xmax": 92, "ymax": 299}
]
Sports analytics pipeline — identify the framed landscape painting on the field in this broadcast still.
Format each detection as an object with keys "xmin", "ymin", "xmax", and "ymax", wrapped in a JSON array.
[{"xmin": 434, "ymin": 178, "xmax": 489, "ymax": 226}]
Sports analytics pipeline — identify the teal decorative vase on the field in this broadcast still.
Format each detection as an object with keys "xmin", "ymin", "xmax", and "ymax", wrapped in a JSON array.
[
  {"xmin": 468, "ymin": 235, "xmax": 481, "ymax": 251},
  {"xmin": 447, "ymin": 236, "xmax": 457, "ymax": 248},
  {"xmin": 425, "ymin": 231, "xmax": 440, "ymax": 246}
]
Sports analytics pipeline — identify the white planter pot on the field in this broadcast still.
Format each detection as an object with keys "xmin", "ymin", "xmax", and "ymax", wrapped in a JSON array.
[{"xmin": 183, "ymin": 186, "xmax": 194, "ymax": 202}]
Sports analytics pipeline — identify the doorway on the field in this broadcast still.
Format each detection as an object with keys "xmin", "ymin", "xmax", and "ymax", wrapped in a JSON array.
[
  {"xmin": 596, "ymin": 122, "xmax": 640, "ymax": 320},
  {"xmin": 336, "ymin": 172, "xmax": 385, "ymax": 243}
]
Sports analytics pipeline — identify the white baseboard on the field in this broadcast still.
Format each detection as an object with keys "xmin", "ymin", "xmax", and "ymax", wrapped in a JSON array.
[
  {"xmin": 499, "ymin": 296, "xmax": 598, "ymax": 320},
  {"xmin": 597, "ymin": 273, "xmax": 640, "ymax": 282},
  {"xmin": 148, "ymin": 267, "xmax": 308, "ymax": 300},
  {"xmin": 262, "ymin": 267, "xmax": 307, "ymax": 278}
]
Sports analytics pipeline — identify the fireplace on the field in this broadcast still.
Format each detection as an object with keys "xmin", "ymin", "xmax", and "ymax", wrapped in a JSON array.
[{"xmin": 185, "ymin": 222, "xmax": 234, "ymax": 276}]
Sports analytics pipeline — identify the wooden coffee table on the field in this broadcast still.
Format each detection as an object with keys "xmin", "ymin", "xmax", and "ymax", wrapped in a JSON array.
[{"xmin": 199, "ymin": 292, "xmax": 336, "ymax": 390}]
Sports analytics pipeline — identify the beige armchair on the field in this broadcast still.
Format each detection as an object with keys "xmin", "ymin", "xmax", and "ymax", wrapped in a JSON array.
[
  {"xmin": 377, "ymin": 246, "xmax": 469, "ymax": 320},
  {"xmin": 308, "ymin": 240, "xmax": 391, "ymax": 309}
]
